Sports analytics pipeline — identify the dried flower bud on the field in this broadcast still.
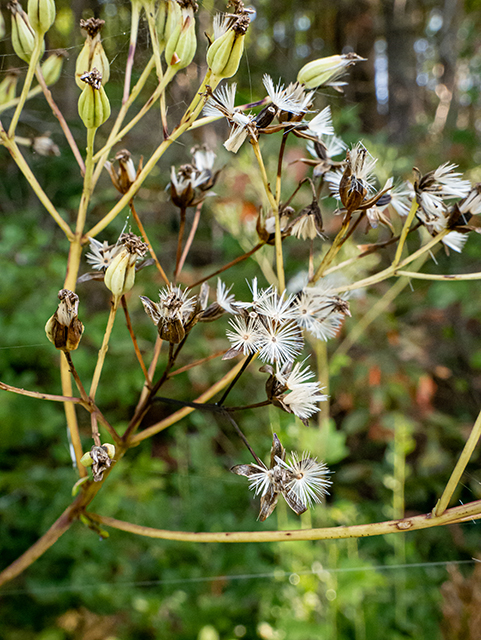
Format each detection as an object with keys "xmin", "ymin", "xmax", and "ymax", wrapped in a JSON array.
[
  {"xmin": 297, "ymin": 53, "xmax": 365, "ymax": 90},
  {"xmin": 104, "ymin": 232, "xmax": 147, "ymax": 298},
  {"xmin": 8, "ymin": 0, "xmax": 43, "ymax": 63},
  {"xmin": 105, "ymin": 149, "xmax": 140, "ymax": 194},
  {"xmin": 206, "ymin": 11, "xmax": 250, "ymax": 80},
  {"xmin": 45, "ymin": 289, "xmax": 84, "ymax": 352},
  {"xmin": 40, "ymin": 50, "xmax": 66, "ymax": 85},
  {"xmin": 80, "ymin": 444, "xmax": 116, "ymax": 481},
  {"xmin": 75, "ymin": 18, "xmax": 110, "ymax": 89},
  {"xmin": 27, "ymin": 0, "xmax": 55, "ymax": 35},
  {"xmin": 0, "ymin": 69, "xmax": 20, "ymax": 104},
  {"xmin": 78, "ymin": 69, "xmax": 111, "ymax": 129},
  {"xmin": 164, "ymin": 3, "xmax": 197, "ymax": 70},
  {"xmin": 141, "ymin": 284, "xmax": 197, "ymax": 344}
]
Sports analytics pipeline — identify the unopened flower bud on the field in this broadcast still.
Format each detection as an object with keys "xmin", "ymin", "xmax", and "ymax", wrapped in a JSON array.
[
  {"xmin": 27, "ymin": 0, "xmax": 55, "ymax": 35},
  {"xmin": 45, "ymin": 289, "xmax": 84, "ymax": 352},
  {"xmin": 9, "ymin": 0, "xmax": 43, "ymax": 63},
  {"xmin": 40, "ymin": 50, "xmax": 66, "ymax": 85},
  {"xmin": 103, "ymin": 232, "xmax": 147, "ymax": 298},
  {"xmin": 297, "ymin": 53, "xmax": 365, "ymax": 89},
  {"xmin": 206, "ymin": 17, "xmax": 248, "ymax": 80},
  {"xmin": 0, "ymin": 69, "xmax": 20, "ymax": 104},
  {"xmin": 75, "ymin": 18, "xmax": 110, "ymax": 89},
  {"xmin": 157, "ymin": 0, "xmax": 182, "ymax": 47},
  {"xmin": 78, "ymin": 69, "xmax": 111, "ymax": 129},
  {"xmin": 105, "ymin": 149, "xmax": 140, "ymax": 194},
  {"xmin": 164, "ymin": 2, "xmax": 197, "ymax": 70}
]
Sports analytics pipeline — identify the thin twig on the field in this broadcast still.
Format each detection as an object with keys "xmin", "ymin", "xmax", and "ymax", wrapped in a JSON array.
[
  {"xmin": 177, "ymin": 202, "xmax": 203, "ymax": 277},
  {"xmin": 168, "ymin": 349, "xmax": 228, "ymax": 377},
  {"xmin": 189, "ymin": 243, "xmax": 265, "ymax": 289},
  {"xmin": 121, "ymin": 295, "xmax": 151, "ymax": 383},
  {"xmin": 0, "ymin": 380, "xmax": 83, "ymax": 405}
]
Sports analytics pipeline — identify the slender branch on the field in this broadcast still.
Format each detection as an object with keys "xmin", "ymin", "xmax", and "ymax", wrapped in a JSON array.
[
  {"xmin": 0, "ymin": 380, "xmax": 83, "ymax": 405},
  {"xmin": 0, "ymin": 85, "xmax": 42, "ymax": 115},
  {"xmin": 63, "ymin": 352, "xmax": 90, "ymax": 403},
  {"xmin": 128, "ymin": 357, "xmax": 250, "ymax": 445},
  {"xmin": 87, "ymin": 498, "xmax": 481, "ymax": 543},
  {"xmin": 251, "ymin": 140, "xmax": 285, "ymax": 292},
  {"xmin": 312, "ymin": 217, "xmax": 351, "ymax": 281},
  {"xmin": 217, "ymin": 352, "xmax": 255, "ymax": 406},
  {"xmin": 189, "ymin": 243, "xmax": 265, "ymax": 289},
  {"xmin": 123, "ymin": 0, "xmax": 141, "ymax": 105},
  {"xmin": 35, "ymin": 67, "xmax": 85, "ymax": 174},
  {"xmin": 129, "ymin": 200, "xmax": 169, "ymax": 284},
  {"xmin": 89, "ymin": 297, "xmax": 119, "ymax": 401},
  {"xmin": 168, "ymin": 349, "xmax": 228, "ymax": 377},
  {"xmin": 174, "ymin": 207, "xmax": 187, "ymax": 281},
  {"xmin": 8, "ymin": 36, "xmax": 44, "ymax": 137},
  {"xmin": 392, "ymin": 198, "xmax": 418, "ymax": 268},
  {"xmin": 91, "ymin": 413, "xmax": 101, "ymax": 447},
  {"xmin": 60, "ymin": 357, "xmax": 87, "ymax": 477},
  {"xmin": 136, "ymin": 336, "xmax": 162, "ymax": 410},
  {"xmin": 121, "ymin": 294, "xmax": 151, "ymax": 383},
  {"xmin": 177, "ymin": 202, "xmax": 203, "ymax": 277},
  {"xmin": 434, "ymin": 407, "xmax": 481, "ymax": 516},
  {"xmin": 395, "ymin": 269, "xmax": 481, "ymax": 282}
]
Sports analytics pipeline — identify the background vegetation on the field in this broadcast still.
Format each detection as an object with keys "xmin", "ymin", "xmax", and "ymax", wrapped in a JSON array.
[{"xmin": 2, "ymin": 0, "xmax": 481, "ymax": 638}]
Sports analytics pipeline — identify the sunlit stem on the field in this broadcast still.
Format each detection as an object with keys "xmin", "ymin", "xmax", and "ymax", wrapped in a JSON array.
[
  {"xmin": 313, "ymin": 217, "xmax": 351, "ymax": 282},
  {"xmin": 251, "ymin": 140, "xmax": 285, "ymax": 292},
  {"xmin": 123, "ymin": 0, "xmax": 141, "ymax": 104},
  {"xmin": 177, "ymin": 202, "xmax": 202, "ymax": 278},
  {"xmin": 144, "ymin": 5, "xmax": 169, "ymax": 137},
  {"xmin": 129, "ymin": 199, "xmax": 169, "ymax": 284},
  {"xmin": 76, "ymin": 127, "xmax": 96, "ymax": 239},
  {"xmin": 60, "ymin": 358, "xmax": 87, "ymax": 476},
  {"xmin": 89, "ymin": 296, "xmax": 120, "ymax": 401},
  {"xmin": 434, "ymin": 406, "xmax": 481, "ymax": 516},
  {"xmin": 8, "ymin": 36, "xmax": 44, "ymax": 137},
  {"xmin": 392, "ymin": 198, "xmax": 418, "ymax": 268}
]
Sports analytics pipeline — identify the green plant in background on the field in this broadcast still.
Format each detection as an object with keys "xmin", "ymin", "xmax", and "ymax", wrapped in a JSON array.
[{"xmin": 1, "ymin": 0, "xmax": 481, "ymax": 638}]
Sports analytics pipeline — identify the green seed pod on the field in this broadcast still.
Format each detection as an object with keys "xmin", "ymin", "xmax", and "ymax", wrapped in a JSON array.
[
  {"xmin": 75, "ymin": 18, "xmax": 110, "ymax": 89},
  {"xmin": 103, "ymin": 248, "xmax": 136, "ymax": 297},
  {"xmin": 9, "ymin": 0, "xmax": 43, "ymax": 63},
  {"xmin": 206, "ymin": 27, "xmax": 245, "ymax": 80},
  {"xmin": 297, "ymin": 53, "xmax": 364, "ymax": 89},
  {"xmin": 157, "ymin": 0, "xmax": 182, "ymax": 48},
  {"xmin": 164, "ymin": 12, "xmax": 196, "ymax": 70},
  {"xmin": 0, "ymin": 70, "xmax": 20, "ymax": 104},
  {"xmin": 40, "ymin": 50, "xmax": 66, "ymax": 85},
  {"xmin": 27, "ymin": 0, "xmax": 55, "ymax": 35},
  {"xmin": 80, "ymin": 451, "xmax": 93, "ymax": 467},
  {"xmin": 78, "ymin": 72, "xmax": 111, "ymax": 129}
]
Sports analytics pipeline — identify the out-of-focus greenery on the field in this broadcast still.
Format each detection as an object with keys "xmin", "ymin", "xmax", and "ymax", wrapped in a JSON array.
[{"xmin": 2, "ymin": 1, "xmax": 481, "ymax": 639}]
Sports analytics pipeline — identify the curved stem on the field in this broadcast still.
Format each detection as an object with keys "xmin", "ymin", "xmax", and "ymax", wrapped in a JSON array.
[
  {"xmin": 129, "ymin": 200, "xmax": 169, "ymax": 284},
  {"xmin": 89, "ymin": 297, "xmax": 119, "ymax": 401},
  {"xmin": 87, "ymin": 498, "xmax": 481, "ymax": 543},
  {"xmin": 121, "ymin": 295, "xmax": 151, "ymax": 383},
  {"xmin": 392, "ymin": 198, "xmax": 418, "ymax": 268},
  {"xmin": 251, "ymin": 140, "xmax": 285, "ymax": 291},
  {"xmin": 8, "ymin": 36, "xmax": 44, "ymax": 137},
  {"xmin": 123, "ymin": 0, "xmax": 141, "ymax": 105},
  {"xmin": 0, "ymin": 380, "xmax": 83, "ymax": 405},
  {"xmin": 177, "ymin": 202, "xmax": 202, "ymax": 277},
  {"xmin": 434, "ymin": 407, "xmax": 481, "ymax": 516}
]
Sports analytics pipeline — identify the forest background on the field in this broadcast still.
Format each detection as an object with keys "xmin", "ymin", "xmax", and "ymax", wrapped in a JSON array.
[{"xmin": 2, "ymin": 0, "xmax": 481, "ymax": 638}]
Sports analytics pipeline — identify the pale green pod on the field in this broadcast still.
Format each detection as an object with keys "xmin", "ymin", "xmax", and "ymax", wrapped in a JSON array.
[
  {"xmin": 207, "ymin": 28, "xmax": 245, "ymax": 79},
  {"xmin": 0, "ymin": 71, "xmax": 19, "ymax": 104},
  {"xmin": 10, "ymin": 5, "xmax": 42, "ymax": 63},
  {"xmin": 27, "ymin": 0, "xmax": 55, "ymax": 35},
  {"xmin": 164, "ymin": 13, "xmax": 196, "ymax": 70},
  {"xmin": 80, "ymin": 451, "xmax": 93, "ymax": 467},
  {"xmin": 41, "ymin": 51, "xmax": 65, "ymax": 85},
  {"xmin": 103, "ymin": 249, "xmax": 135, "ymax": 297},
  {"xmin": 78, "ymin": 83, "xmax": 111, "ymax": 129}
]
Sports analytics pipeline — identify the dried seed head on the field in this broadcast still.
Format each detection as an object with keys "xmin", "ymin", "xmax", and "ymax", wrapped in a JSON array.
[
  {"xmin": 81, "ymin": 444, "xmax": 116, "ymax": 482},
  {"xmin": 76, "ymin": 18, "xmax": 110, "ymax": 88},
  {"xmin": 45, "ymin": 289, "xmax": 84, "ymax": 352},
  {"xmin": 105, "ymin": 149, "xmax": 141, "ymax": 194}
]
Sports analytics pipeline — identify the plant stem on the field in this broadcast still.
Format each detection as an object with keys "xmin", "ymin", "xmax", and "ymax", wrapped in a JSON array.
[
  {"xmin": 312, "ymin": 217, "xmax": 351, "ymax": 282},
  {"xmin": 174, "ymin": 207, "xmax": 187, "ymax": 281},
  {"xmin": 177, "ymin": 202, "xmax": 202, "ymax": 277},
  {"xmin": 86, "ymin": 498, "xmax": 481, "ymax": 543},
  {"xmin": 216, "ymin": 353, "xmax": 255, "ymax": 406},
  {"xmin": 0, "ymin": 380, "xmax": 83, "ymax": 405},
  {"xmin": 89, "ymin": 297, "xmax": 119, "ymax": 401},
  {"xmin": 392, "ymin": 198, "xmax": 418, "ymax": 268},
  {"xmin": 168, "ymin": 349, "xmax": 227, "ymax": 377},
  {"xmin": 434, "ymin": 407, "xmax": 481, "ymax": 516},
  {"xmin": 128, "ymin": 357, "xmax": 250, "ymax": 445},
  {"xmin": 60, "ymin": 358, "xmax": 87, "ymax": 476},
  {"xmin": 8, "ymin": 36, "xmax": 44, "ymax": 137},
  {"xmin": 121, "ymin": 295, "xmax": 151, "ymax": 383},
  {"xmin": 251, "ymin": 140, "xmax": 285, "ymax": 291},
  {"xmin": 129, "ymin": 200, "xmax": 169, "ymax": 284},
  {"xmin": 64, "ymin": 352, "xmax": 89, "ymax": 403},
  {"xmin": 123, "ymin": 0, "xmax": 141, "ymax": 105}
]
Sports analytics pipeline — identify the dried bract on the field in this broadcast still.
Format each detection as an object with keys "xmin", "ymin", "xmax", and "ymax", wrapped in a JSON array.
[{"xmin": 45, "ymin": 289, "xmax": 84, "ymax": 352}]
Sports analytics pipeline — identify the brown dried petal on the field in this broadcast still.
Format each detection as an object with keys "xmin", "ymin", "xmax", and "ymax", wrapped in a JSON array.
[
  {"xmin": 258, "ymin": 486, "xmax": 279, "ymax": 521},
  {"xmin": 283, "ymin": 488, "xmax": 308, "ymax": 516}
]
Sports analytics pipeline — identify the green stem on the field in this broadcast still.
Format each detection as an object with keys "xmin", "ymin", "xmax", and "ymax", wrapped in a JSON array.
[
  {"xmin": 89, "ymin": 297, "xmax": 119, "ymax": 401},
  {"xmin": 313, "ymin": 217, "xmax": 351, "ymax": 282},
  {"xmin": 434, "ymin": 407, "xmax": 481, "ymax": 516},
  {"xmin": 87, "ymin": 498, "xmax": 481, "ymax": 543},
  {"xmin": 392, "ymin": 198, "xmax": 418, "ymax": 268},
  {"xmin": 8, "ymin": 36, "xmax": 44, "ymax": 137},
  {"xmin": 123, "ymin": 0, "xmax": 141, "ymax": 105},
  {"xmin": 251, "ymin": 140, "xmax": 285, "ymax": 291}
]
